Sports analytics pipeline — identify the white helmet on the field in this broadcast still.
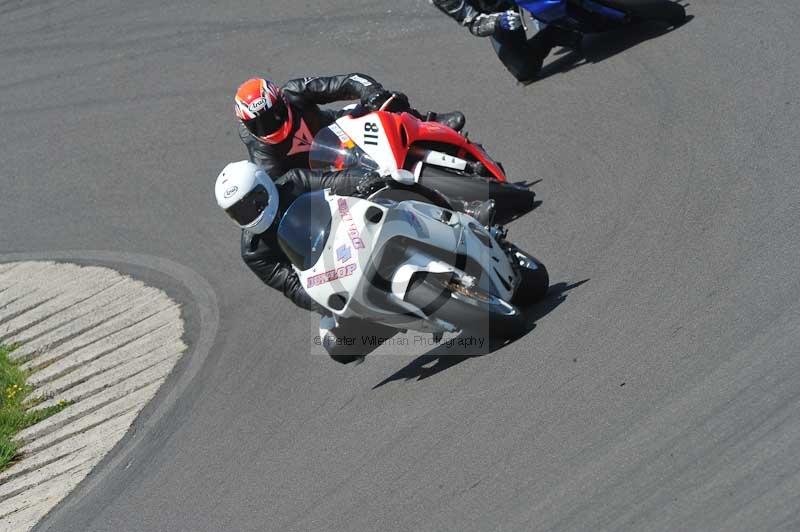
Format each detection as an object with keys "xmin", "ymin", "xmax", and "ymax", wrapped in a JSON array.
[{"xmin": 215, "ymin": 161, "xmax": 279, "ymax": 234}]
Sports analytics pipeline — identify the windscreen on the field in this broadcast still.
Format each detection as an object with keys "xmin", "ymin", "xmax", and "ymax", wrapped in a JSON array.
[
  {"xmin": 309, "ymin": 124, "xmax": 379, "ymax": 172},
  {"xmin": 277, "ymin": 190, "xmax": 332, "ymax": 271}
]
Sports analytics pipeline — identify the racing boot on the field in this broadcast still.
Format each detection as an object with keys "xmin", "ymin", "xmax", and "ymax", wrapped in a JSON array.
[{"xmin": 425, "ymin": 111, "xmax": 466, "ymax": 132}]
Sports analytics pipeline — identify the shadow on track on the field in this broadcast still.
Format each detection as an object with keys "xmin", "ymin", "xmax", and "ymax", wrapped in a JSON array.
[
  {"xmin": 531, "ymin": 16, "xmax": 694, "ymax": 83},
  {"xmin": 372, "ymin": 278, "xmax": 590, "ymax": 389}
]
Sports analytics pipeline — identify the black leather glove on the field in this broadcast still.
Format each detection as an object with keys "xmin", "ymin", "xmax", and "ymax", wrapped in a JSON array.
[
  {"xmin": 360, "ymin": 89, "xmax": 411, "ymax": 112},
  {"xmin": 355, "ymin": 172, "xmax": 389, "ymax": 197}
]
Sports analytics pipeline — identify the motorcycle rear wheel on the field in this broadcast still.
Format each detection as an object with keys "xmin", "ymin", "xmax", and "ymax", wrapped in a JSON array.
[
  {"xmin": 596, "ymin": 0, "xmax": 686, "ymax": 25},
  {"xmin": 417, "ymin": 166, "xmax": 536, "ymax": 225}
]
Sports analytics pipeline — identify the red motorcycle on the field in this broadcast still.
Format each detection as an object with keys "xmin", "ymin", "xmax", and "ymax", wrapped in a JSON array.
[{"xmin": 309, "ymin": 107, "xmax": 536, "ymax": 224}]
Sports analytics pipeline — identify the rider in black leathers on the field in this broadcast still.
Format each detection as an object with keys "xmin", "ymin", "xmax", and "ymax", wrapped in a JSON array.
[
  {"xmin": 216, "ymin": 161, "xmax": 492, "ymax": 360},
  {"xmin": 227, "ymin": 166, "xmax": 488, "ymax": 315},
  {"xmin": 240, "ymin": 166, "xmax": 375, "ymax": 313},
  {"xmin": 235, "ymin": 73, "xmax": 535, "ymax": 228},
  {"xmin": 236, "ymin": 73, "xmax": 466, "ymax": 177},
  {"xmin": 431, "ymin": 0, "xmax": 581, "ymax": 82}
]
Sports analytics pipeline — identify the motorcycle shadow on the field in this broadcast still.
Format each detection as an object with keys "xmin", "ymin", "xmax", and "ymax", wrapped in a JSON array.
[
  {"xmin": 532, "ymin": 16, "xmax": 694, "ymax": 83},
  {"xmin": 372, "ymin": 279, "xmax": 590, "ymax": 389}
]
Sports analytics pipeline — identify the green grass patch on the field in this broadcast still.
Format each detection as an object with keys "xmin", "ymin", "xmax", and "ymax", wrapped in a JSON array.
[{"xmin": 0, "ymin": 344, "xmax": 70, "ymax": 470}]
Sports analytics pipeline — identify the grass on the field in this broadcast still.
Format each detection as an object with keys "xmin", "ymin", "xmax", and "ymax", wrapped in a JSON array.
[{"xmin": 0, "ymin": 344, "xmax": 70, "ymax": 470}]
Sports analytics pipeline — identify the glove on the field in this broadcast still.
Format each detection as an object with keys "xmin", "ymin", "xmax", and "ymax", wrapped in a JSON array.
[
  {"xmin": 360, "ymin": 89, "xmax": 390, "ymax": 111},
  {"xmin": 355, "ymin": 172, "xmax": 389, "ymax": 196},
  {"xmin": 360, "ymin": 89, "xmax": 411, "ymax": 112},
  {"xmin": 498, "ymin": 10, "xmax": 523, "ymax": 31},
  {"xmin": 469, "ymin": 10, "xmax": 522, "ymax": 37}
]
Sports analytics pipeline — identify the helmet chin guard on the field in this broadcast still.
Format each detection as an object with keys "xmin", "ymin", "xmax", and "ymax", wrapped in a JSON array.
[
  {"xmin": 215, "ymin": 160, "xmax": 279, "ymax": 234},
  {"xmin": 260, "ymin": 103, "xmax": 293, "ymax": 144}
]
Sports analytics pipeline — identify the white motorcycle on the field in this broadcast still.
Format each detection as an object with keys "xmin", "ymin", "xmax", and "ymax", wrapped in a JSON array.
[{"xmin": 276, "ymin": 120, "xmax": 549, "ymax": 362}]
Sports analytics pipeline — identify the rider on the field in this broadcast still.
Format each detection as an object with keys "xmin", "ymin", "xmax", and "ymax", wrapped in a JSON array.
[
  {"xmin": 214, "ymin": 160, "xmax": 494, "ymax": 361},
  {"xmin": 430, "ymin": 1, "xmax": 582, "ymax": 83},
  {"xmin": 236, "ymin": 75, "xmax": 467, "ymax": 176}
]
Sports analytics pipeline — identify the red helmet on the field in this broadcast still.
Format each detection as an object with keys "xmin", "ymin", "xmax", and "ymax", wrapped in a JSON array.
[{"xmin": 235, "ymin": 78, "xmax": 293, "ymax": 144}]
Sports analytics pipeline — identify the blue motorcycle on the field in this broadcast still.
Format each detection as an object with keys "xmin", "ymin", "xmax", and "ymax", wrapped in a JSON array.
[{"xmin": 513, "ymin": 0, "xmax": 686, "ymax": 34}]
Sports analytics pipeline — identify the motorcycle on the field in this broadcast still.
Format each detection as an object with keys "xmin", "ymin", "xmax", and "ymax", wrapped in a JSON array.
[
  {"xmin": 278, "ymin": 186, "xmax": 549, "ymax": 363},
  {"xmin": 276, "ymin": 182, "xmax": 549, "ymax": 362},
  {"xmin": 313, "ymin": 104, "xmax": 537, "ymax": 225},
  {"xmin": 513, "ymin": 0, "xmax": 686, "ymax": 34}
]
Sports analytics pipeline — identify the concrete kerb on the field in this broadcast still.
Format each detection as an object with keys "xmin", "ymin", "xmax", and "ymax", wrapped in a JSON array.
[{"xmin": 0, "ymin": 252, "xmax": 219, "ymax": 532}]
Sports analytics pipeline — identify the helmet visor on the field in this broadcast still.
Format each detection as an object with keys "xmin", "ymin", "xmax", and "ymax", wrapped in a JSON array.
[
  {"xmin": 243, "ymin": 97, "xmax": 289, "ymax": 138},
  {"xmin": 224, "ymin": 184, "xmax": 270, "ymax": 226}
]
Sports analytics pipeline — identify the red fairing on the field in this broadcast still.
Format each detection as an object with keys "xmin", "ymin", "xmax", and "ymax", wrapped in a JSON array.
[{"xmin": 374, "ymin": 112, "xmax": 507, "ymax": 182}]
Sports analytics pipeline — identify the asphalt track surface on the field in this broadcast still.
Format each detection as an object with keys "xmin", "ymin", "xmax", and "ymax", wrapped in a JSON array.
[{"xmin": 2, "ymin": 1, "xmax": 799, "ymax": 530}]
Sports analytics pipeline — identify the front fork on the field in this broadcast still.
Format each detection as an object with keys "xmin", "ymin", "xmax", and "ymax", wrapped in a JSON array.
[
  {"xmin": 491, "ymin": 228, "xmax": 527, "ymax": 294},
  {"xmin": 518, "ymin": 7, "xmax": 529, "ymax": 32},
  {"xmin": 519, "ymin": 7, "xmax": 549, "ymax": 34}
]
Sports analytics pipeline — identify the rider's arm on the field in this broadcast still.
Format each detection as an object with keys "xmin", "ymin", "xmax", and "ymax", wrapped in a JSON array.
[
  {"xmin": 283, "ymin": 168, "xmax": 451, "ymax": 206},
  {"xmin": 282, "ymin": 74, "xmax": 384, "ymax": 106},
  {"xmin": 431, "ymin": 0, "xmax": 481, "ymax": 27},
  {"xmin": 280, "ymin": 167, "xmax": 381, "ymax": 198},
  {"xmin": 431, "ymin": 0, "xmax": 517, "ymax": 37},
  {"xmin": 240, "ymin": 230, "xmax": 323, "ymax": 313},
  {"xmin": 284, "ymin": 167, "xmax": 453, "ymax": 213}
]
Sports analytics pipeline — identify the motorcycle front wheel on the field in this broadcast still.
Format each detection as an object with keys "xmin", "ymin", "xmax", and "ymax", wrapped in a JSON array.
[
  {"xmin": 404, "ymin": 273, "xmax": 527, "ymax": 340},
  {"xmin": 511, "ymin": 250, "xmax": 549, "ymax": 306}
]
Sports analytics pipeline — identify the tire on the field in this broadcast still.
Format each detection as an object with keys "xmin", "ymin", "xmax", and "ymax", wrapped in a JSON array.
[
  {"xmin": 512, "ymin": 253, "xmax": 549, "ymax": 306},
  {"xmin": 644, "ymin": 1, "xmax": 685, "ymax": 25},
  {"xmin": 418, "ymin": 167, "xmax": 535, "ymax": 225},
  {"xmin": 328, "ymin": 354, "xmax": 362, "ymax": 365},
  {"xmin": 321, "ymin": 318, "xmax": 399, "ymax": 364},
  {"xmin": 596, "ymin": 0, "xmax": 686, "ymax": 25},
  {"xmin": 404, "ymin": 273, "xmax": 527, "ymax": 339},
  {"xmin": 664, "ymin": 2, "xmax": 687, "ymax": 26}
]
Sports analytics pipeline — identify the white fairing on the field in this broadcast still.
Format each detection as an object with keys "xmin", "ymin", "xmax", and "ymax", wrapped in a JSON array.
[
  {"xmin": 335, "ymin": 115, "xmax": 399, "ymax": 175},
  {"xmin": 293, "ymin": 192, "xmax": 519, "ymax": 334}
]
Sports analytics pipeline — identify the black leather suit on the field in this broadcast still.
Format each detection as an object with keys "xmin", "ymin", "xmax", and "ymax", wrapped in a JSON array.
[
  {"xmin": 240, "ymin": 167, "xmax": 374, "ymax": 313},
  {"xmin": 431, "ymin": 0, "xmax": 575, "ymax": 82}
]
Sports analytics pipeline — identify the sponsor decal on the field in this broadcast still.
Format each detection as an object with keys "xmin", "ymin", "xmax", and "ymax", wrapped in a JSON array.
[
  {"xmin": 223, "ymin": 185, "xmax": 239, "ymax": 199},
  {"xmin": 337, "ymin": 198, "xmax": 365, "ymax": 249},
  {"xmin": 336, "ymin": 244, "xmax": 352, "ymax": 263},
  {"xmin": 349, "ymin": 74, "xmax": 373, "ymax": 87},
  {"xmin": 307, "ymin": 263, "xmax": 357, "ymax": 288},
  {"xmin": 248, "ymin": 97, "xmax": 267, "ymax": 112},
  {"xmin": 287, "ymin": 119, "xmax": 314, "ymax": 156},
  {"xmin": 329, "ymin": 123, "xmax": 355, "ymax": 148}
]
